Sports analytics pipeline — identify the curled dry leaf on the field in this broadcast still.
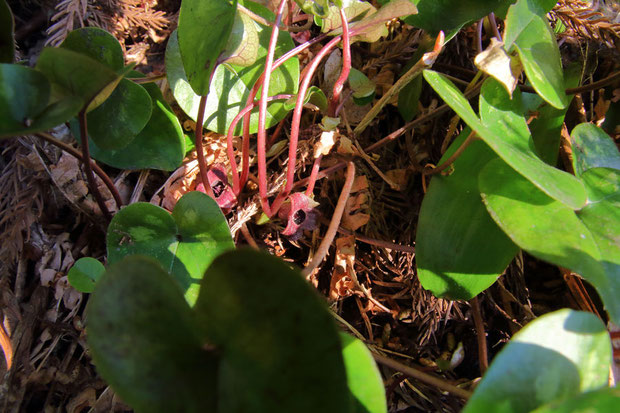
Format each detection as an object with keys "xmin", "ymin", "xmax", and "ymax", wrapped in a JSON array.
[
  {"xmin": 314, "ymin": 130, "xmax": 337, "ymax": 158},
  {"xmin": 342, "ymin": 176, "xmax": 370, "ymax": 231},
  {"xmin": 474, "ymin": 38, "xmax": 522, "ymax": 97},
  {"xmin": 329, "ymin": 235, "xmax": 357, "ymax": 301}
]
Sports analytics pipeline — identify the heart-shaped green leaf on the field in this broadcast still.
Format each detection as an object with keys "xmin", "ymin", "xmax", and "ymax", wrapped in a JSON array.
[
  {"xmin": 284, "ymin": 85, "xmax": 328, "ymax": 112},
  {"xmin": 177, "ymin": 0, "xmax": 237, "ymax": 96},
  {"xmin": 79, "ymin": 82, "xmax": 185, "ymax": 171},
  {"xmin": 60, "ymin": 27, "xmax": 124, "ymax": 71},
  {"xmin": 107, "ymin": 191, "xmax": 234, "ymax": 305},
  {"xmin": 87, "ymin": 256, "xmax": 219, "ymax": 413},
  {"xmin": 167, "ymin": 2, "xmax": 299, "ymax": 135},
  {"xmin": 340, "ymin": 332, "xmax": 387, "ymax": 413},
  {"xmin": 416, "ymin": 128, "xmax": 519, "ymax": 300},
  {"xmin": 463, "ymin": 309, "xmax": 611, "ymax": 413},
  {"xmin": 67, "ymin": 257, "xmax": 105, "ymax": 293},
  {"xmin": 1, "ymin": 0, "xmax": 14, "ymax": 63},
  {"xmin": 0, "ymin": 64, "xmax": 82, "ymax": 139},
  {"xmin": 348, "ymin": 67, "xmax": 376, "ymax": 105},
  {"xmin": 504, "ymin": 0, "xmax": 567, "ymax": 109},
  {"xmin": 403, "ymin": 0, "xmax": 514, "ymax": 36},
  {"xmin": 220, "ymin": 9, "xmax": 259, "ymax": 67},
  {"xmin": 85, "ymin": 78, "xmax": 152, "ymax": 150},
  {"xmin": 424, "ymin": 71, "xmax": 586, "ymax": 209},
  {"xmin": 531, "ymin": 387, "xmax": 620, "ymax": 413},
  {"xmin": 570, "ymin": 123, "xmax": 620, "ymax": 177},
  {"xmin": 195, "ymin": 249, "xmax": 351, "ymax": 413},
  {"xmin": 479, "ymin": 158, "xmax": 620, "ymax": 323}
]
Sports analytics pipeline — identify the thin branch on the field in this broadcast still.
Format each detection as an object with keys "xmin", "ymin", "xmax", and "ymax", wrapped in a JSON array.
[
  {"xmin": 470, "ymin": 296, "xmax": 489, "ymax": 374},
  {"xmin": 423, "ymin": 131, "xmax": 478, "ymax": 176},
  {"xmin": 35, "ymin": 132, "xmax": 123, "ymax": 210}
]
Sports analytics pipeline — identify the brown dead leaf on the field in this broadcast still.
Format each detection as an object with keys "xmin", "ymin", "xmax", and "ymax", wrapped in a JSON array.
[
  {"xmin": 337, "ymin": 136, "xmax": 356, "ymax": 155},
  {"xmin": 385, "ymin": 169, "xmax": 409, "ymax": 188},
  {"xmin": 67, "ymin": 387, "xmax": 97, "ymax": 413},
  {"xmin": 329, "ymin": 236, "xmax": 357, "ymax": 301},
  {"xmin": 342, "ymin": 176, "xmax": 371, "ymax": 231}
]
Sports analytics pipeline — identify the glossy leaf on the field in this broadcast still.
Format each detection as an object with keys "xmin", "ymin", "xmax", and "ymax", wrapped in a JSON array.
[
  {"xmin": 284, "ymin": 85, "xmax": 328, "ymax": 112},
  {"xmin": 570, "ymin": 123, "xmax": 620, "ymax": 177},
  {"xmin": 85, "ymin": 78, "xmax": 152, "ymax": 150},
  {"xmin": 479, "ymin": 159, "xmax": 620, "ymax": 323},
  {"xmin": 87, "ymin": 256, "xmax": 219, "ymax": 413},
  {"xmin": 167, "ymin": 5, "xmax": 300, "ymax": 135},
  {"xmin": 82, "ymin": 82, "xmax": 185, "ymax": 171},
  {"xmin": 340, "ymin": 333, "xmax": 387, "ymax": 413},
  {"xmin": 107, "ymin": 192, "xmax": 234, "ymax": 306},
  {"xmin": 195, "ymin": 249, "xmax": 351, "ymax": 413},
  {"xmin": 67, "ymin": 257, "xmax": 105, "ymax": 293},
  {"xmin": 531, "ymin": 387, "xmax": 620, "ymax": 413},
  {"xmin": 416, "ymin": 128, "xmax": 518, "ymax": 300},
  {"xmin": 220, "ymin": 9, "xmax": 259, "ymax": 67},
  {"xmin": 463, "ymin": 309, "xmax": 611, "ymax": 413},
  {"xmin": 504, "ymin": 0, "xmax": 567, "ymax": 108},
  {"xmin": 403, "ymin": 0, "xmax": 514, "ymax": 36},
  {"xmin": 177, "ymin": 0, "xmax": 237, "ymax": 96},
  {"xmin": 1, "ymin": 0, "xmax": 14, "ymax": 63},
  {"xmin": 0, "ymin": 64, "xmax": 82, "ymax": 138},
  {"xmin": 296, "ymin": 0, "xmax": 331, "ymax": 18},
  {"xmin": 61, "ymin": 27, "xmax": 124, "ymax": 71},
  {"xmin": 423, "ymin": 71, "xmax": 586, "ymax": 209}
]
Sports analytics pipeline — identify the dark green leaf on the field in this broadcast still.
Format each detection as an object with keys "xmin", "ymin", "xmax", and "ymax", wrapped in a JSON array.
[
  {"xmin": 0, "ymin": 0, "xmax": 14, "ymax": 63},
  {"xmin": 416, "ymin": 128, "xmax": 518, "ymax": 300},
  {"xmin": 60, "ymin": 27, "xmax": 124, "ymax": 71},
  {"xmin": 296, "ymin": 0, "xmax": 331, "ymax": 18},
  {"xmin": 0, "ymin": 64, "xmax": 82, "ymax": 138},
  {"xmin": 195, "ymin": 249, "xmax": 351, "ymax": 413},
  {"xmin": 87, "ymin": 256, "xmax": 219, "ymax": 413},
  {"xmin": 284, "ymin": 85, "xmax": 328, "ymax": 112},
  {"xmin": 479, "ymin": 159, "xmax": 620, "ymax": 323},
  {"xmin": 403, "ymin": 0, "xmax": 515, "ymax": 36},
  {"xmin": 67, "ymin": 257, "xmax": 105, "ymax": 293},
  {"xmin": 397, "ymin": 73, "xmax": 422, "ymax": 121},
  {"xmin": 177, "ymin": 0, "xmax": 237, "ymax": 95},
  {"xmin": 504, "ymin": 0, "xmax": 567, "ymax": 108},
  {"xmin": 81, "ymin": 82, "xmax": 185, "ymax": 171},
  {"xmin": 167, "ymin": 10, "xmax": 299, "ymax": 135},
  {"xmin": 107, "ymin": 192, "xmax": 234, "ymax": 306},
  {"xmin": 531, "ymin": 387, "xmax": 620, "ymax": 413},
  {"xmin": 463, "ymin": 309, "xmax": 611, "ymax": 413},
  {"xmin": 570, "ymin": 123, "xmax": 620, "ymax": 177},
  {"xmin": 85, "ymin": 78, "xmax": 152, "ymax": 150},
  {"xmin": 340, "ymin": 333, "xmax": 387, "ymax": 413}
]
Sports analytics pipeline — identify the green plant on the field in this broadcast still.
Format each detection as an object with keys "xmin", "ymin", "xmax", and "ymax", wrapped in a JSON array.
[{"xmin": 1, "ymin": 0, "xmax": 618, "ymax": 411}]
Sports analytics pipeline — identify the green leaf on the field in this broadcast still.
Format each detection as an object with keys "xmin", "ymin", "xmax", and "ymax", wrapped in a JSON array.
[
  {"xmin": 340, "ymin": 333, "xmax": 387, "ymax": 413},
  {"xmin": 284, "ymin": 85, "xmax": 328, "ymax": 112},
  {"xmin": 167, "ymin": 8, "xmax": 299, "ymax": 135},
  {"xmin": 348, "ymin": 67, "xmax": 376, "ymax": 105},
  {"xmin": 570, "ymin": 123, "xmax": 620, "ymax": 177},
  {"xmin": 35, "ymin": 47, "xmax": 122, "ymax": 109},
  {"xmin": 67, "ymin": 257, "xmax": 105, "ymax": 293},
  {"xmin": 60, "ymin": 27, "xmax": 124, "ymax": 71},
  {"xmin": 80, "ymin": 82, "xmax": 185, "ymax": 171},
  {"xmin": 107, "ymin": 192, "xmax": 234, "ymax": 306},
  {"xmin": 87, "ymin": 256, "xmax": 219, "ymax": 413},
  {"xmin": 397, "ymin": 73, "xmax": 422, "ymax": 121},
  {"xmin": 1, "ymin": 0, "xmax": 14, "ymax": 63},
  {"xmin": 85, "ymin": 78, "xmax": 152, "ymax": 150},
  {"xmin": 424, "ymin": 71, "xmax": 586, "ymax": 209},
  {"xmin": 346, "ymin": 0, "xmax": 417, "ymax": 43},
  {"xmin": 296, "ymin": 0, "xmax": 331, "ymax": 18},
  {"xmin": 320, "ymin": 0, "xmax": 375, "ymax": 34},
  {"xmin": 0, "ymin": 64, "xmax": 82, "ymax": 139},
  {"xmin": 479, "ymin": 159, "xmax": 620, "ymax": 323},
  {"xmin": 463, "ymin": 309, "xmax": 612, "ymax": 413},
  {"xmin": 195, "ymin": 249, "xmax": 351, "ymax": 413},
  {"xmin": 403, "ymin": 0, "xmax": 515, "ymax": 36},
  {"xmin": 531, "ymin": 387, "xmax": 620, "ymax": 413},
  {"xmin": 416, "ymin": 128, "xmax": 518, "ymax": 300},
  {"xmin": 220, "ymin": 8, "xmax": 259, "ymax": 67},
  {"xmin": 177, "ymin": 0, "xmax": 237, "ymax": 96},
  {"xmin": 504, "ymin": 0, "xmax": 568, "ymax": 109}
]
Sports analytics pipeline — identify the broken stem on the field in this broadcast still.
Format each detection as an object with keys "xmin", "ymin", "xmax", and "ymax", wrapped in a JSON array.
[
  {"xmin": 302, "ymin": 161, "xmax": 355, "ymax": 276},
  {"xmin": 78, "ymin": 110, "xmax": 112, "ymax": 221}
]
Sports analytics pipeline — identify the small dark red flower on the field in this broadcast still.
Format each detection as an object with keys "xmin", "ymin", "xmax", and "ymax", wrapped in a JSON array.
[
  {"xmin": 196, "ymin": 163, "xmax": 237, "ymax": 210},
  {"xmin": 278, "ymin": 192, "xmax": 319, "ymax": 240}
]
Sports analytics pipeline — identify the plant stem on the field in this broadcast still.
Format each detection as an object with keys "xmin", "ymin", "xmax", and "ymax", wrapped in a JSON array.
[
  {"xmin": 304, "ymin": 154, "xmax": 322, "ymax": 196},
  {"xmin": 35, "ymin": 132, "xmax": 123, "ymax": 210},
  {"xmin": 372, "ymin": 352, "xmax": 473, "ymax": 400},
  {"xmin": 354, "ymin": 31, "xmax": 445, "ymax": 136},
  {"xmin": 488, "ymin": 12, "xmax": 501, "ymax": 41},
  {"xmin": 423, "ymin": 131, "xmax": 477, "ymax": 176},
  {"xmin": 128, "ymin": 74, "xmax": 166, "ymax": 84},
  {"xmin": 470, "ymin": 296, "xmax": 489, "ymax": 374},
  {"xmin": 78, "ymin": 110, "xmax": 112, "ymax": 221},
  {"xmin": 256, "ymin": 0, "xmax": 288, "ymax": 217},
  {"xmin": 195, "ymin": 94, "xmax": 215, "ymax": 199},
  {"xmin": 328, "ymin": 8, "xmax": 351, "ymax": 117},
  {"xmin": 302, "ymin": 161, "xmax": 355, "ymax": 276}
]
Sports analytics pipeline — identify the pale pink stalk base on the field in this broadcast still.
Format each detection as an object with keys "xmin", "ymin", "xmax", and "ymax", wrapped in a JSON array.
[
  {"xmin": 328, "ymin": 8, "xmax": 351, "ymax": 117},
  {"xmin": 304, "ymin": 154, "xmax": 322, "ymax": 197}
]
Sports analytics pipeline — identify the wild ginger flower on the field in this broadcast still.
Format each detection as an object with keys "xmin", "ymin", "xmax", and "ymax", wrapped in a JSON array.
[{"xmin": 278, "ymin": 192, "xmax": 320, "ymax": 241}]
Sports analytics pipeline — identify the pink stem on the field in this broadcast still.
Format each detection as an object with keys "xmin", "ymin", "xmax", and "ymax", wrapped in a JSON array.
[
  {"xmin": 328, "ymin": 8, "xmax": 351, "ymax": 117},
  {"xmin": 195, "ymin": 94, "xmax": 215, "ymax": 199},
  {"xmin": 304, "ymin": 154, "xmax": 322, "ymax": 196}
]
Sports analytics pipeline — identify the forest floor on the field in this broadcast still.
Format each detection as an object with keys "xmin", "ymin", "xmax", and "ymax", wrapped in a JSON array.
[{"xmin": 1, "ymin": 1, "xmax": 619, "ymax": 412}]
